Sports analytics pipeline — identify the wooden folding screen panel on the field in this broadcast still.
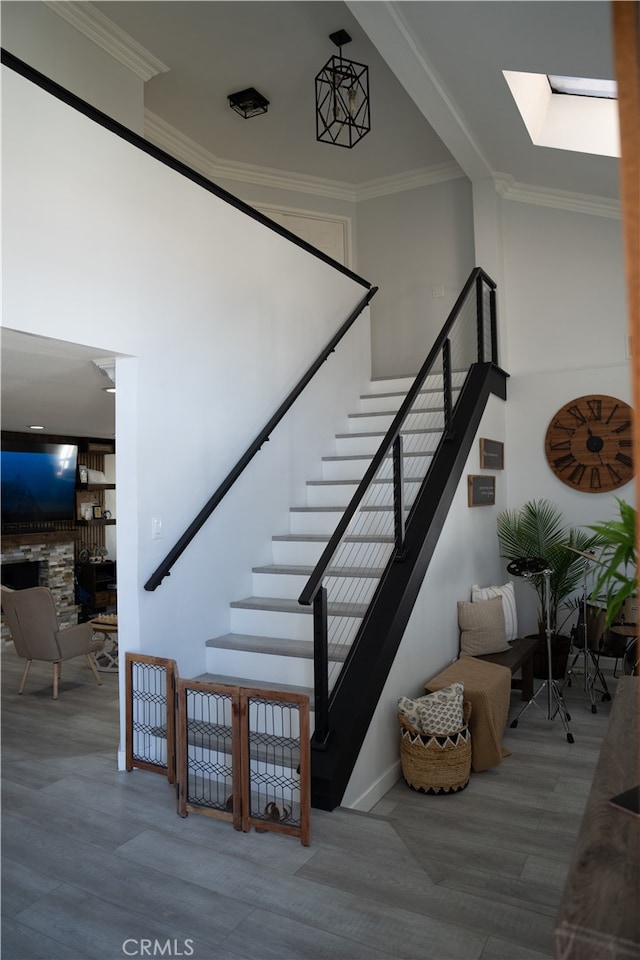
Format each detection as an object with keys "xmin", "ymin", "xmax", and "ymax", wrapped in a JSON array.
[
  {"xmin": 176, "ymin": 679, "xmax": 242, "ymax": 830},
  {"xmin": 241, "ymin": 687, "xmax": 311, "ymax": 846},
  {"xmin": 125, "ymin": 653, "xmax": 178, "ymax": 783},
  {"xmin": 175, "ymin": 679, "xmax": 311, "ymax": 845}
]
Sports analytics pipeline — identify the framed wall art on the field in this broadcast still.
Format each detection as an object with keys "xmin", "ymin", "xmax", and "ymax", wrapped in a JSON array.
[
  {"xmin": 468, "ymin": 474, "xmax": 496, "ymax": 507},
  {"xmin": 479, "ymin": 438, "xmax": 504, "ymax": 470}
]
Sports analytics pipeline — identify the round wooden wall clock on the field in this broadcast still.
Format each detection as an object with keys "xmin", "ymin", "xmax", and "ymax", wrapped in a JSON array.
[{"xmin": 545, "ymin": 395, "xmax": 634, "ymax": 492}]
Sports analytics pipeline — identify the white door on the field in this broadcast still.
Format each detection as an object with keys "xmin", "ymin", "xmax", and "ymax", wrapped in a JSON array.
[{"xmin": 257, "ymin": 208, "xmax": 350, "ymax": 267}]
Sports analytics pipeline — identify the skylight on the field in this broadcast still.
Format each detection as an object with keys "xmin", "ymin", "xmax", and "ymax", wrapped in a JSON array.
[
  {"xmin": 548, "ymin": 75, "xmax": 618, "ymax": 100},
  {"xmin": 503, "ymin": 70, "xmax": 620, "ymax": 158}
]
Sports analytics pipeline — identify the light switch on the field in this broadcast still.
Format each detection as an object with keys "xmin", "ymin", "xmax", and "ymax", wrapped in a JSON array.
[{"xmin": 152, "ymin": 517, "xmax": 163, "ymax": 540}]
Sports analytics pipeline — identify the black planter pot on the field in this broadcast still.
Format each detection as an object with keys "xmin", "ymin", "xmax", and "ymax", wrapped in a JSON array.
[{"xmin": 527, "ymin": 633, "xmax": 572, "ymax": 680}]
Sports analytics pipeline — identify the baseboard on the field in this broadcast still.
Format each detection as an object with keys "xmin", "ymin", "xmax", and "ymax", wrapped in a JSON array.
[
  {"xmin": 117, "ymin": 748, "xmax": 127, "ymax": 771},
  {"xmin": 342, "ymin": 759, "xmax": 402, "ymax": 812}
]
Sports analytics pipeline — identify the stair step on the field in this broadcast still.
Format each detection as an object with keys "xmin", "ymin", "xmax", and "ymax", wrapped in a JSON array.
[
  {"xmin": 206, "ymin": 632, "xmax": 349, "ymax": 662},
  {"xmin": 196, "ymin": 672, "xmax": 314, "ymax": 708},
  {"xmin": 229, "ymin": 596, "xmax": 368, "ymax": 618},
  {"xmin": 251, "ymin": 562, "xmax": 385, "ymax": 599},
  {"xmin": 252, "ymin": 563, "xmax": 386, "ymax": 579}
]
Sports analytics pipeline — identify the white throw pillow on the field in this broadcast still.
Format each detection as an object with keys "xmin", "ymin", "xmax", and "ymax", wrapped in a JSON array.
[{"xmin": 472, "ymin": 581, "xmax": 518, "ymax": 642}]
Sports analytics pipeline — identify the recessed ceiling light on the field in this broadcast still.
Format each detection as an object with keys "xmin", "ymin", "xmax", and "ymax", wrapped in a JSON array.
[
  {"xmin": 29, "ymin": 424, "xmax": 45, "ymax": 430},
  {"xmin": 104, "ymin": 386, "xmax": 116, "ymax": 394}
]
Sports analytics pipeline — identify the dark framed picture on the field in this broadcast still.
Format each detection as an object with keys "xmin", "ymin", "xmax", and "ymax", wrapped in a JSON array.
[
  {"xmin": 92, "ymin": 505, "xmax": 103, "ymax": 519},
  {"xmin": 468, "ymin": 474, "xmax": 496, "ymax": 507},
  {"xmin": 479, "ymin": 438, "xmax": 504, "ymax": 470}
]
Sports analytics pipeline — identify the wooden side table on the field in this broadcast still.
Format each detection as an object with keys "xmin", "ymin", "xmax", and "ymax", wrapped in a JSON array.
[{"xmin": 90, "ymin": 616, "xmax": 118, "ymax": 671}]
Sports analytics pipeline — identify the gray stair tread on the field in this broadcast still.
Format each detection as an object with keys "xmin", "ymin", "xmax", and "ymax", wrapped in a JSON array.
[
  {"xmin": 206, "ymin": 632, "xmax": 349, "ymax": 661},
  {"xmin": 290, "ymin": 505, "xmax": 404, "ymax": 514},
  {"xmin": 252, "ymin": 564, "xmax": 385, "ymax": 578},
  {"xmin": 230, "ymin": 596, "xmax": 368, "ymax": 617},
  {"xmin": 306, "ymin": 476, "xmax": 423, "ymax": 486},
  {"xmin": 348, "ymin": 407, "xmax": 444, "ymax": 418},
  {"xmin": 336, "ymin": 428, "xmax": 441, "ymax": 438},
  {"xmin": 322, "ymin": 451, "xmax": 433, "ymax": 462},
  {"xmin": 272, "ymin": 533, "xmax": 394, "ymax": 543},
  {"xmin": 196, "ymin": 672, "xmax": 314, "ymax": 704},
  {"xmin": 361, "ymin": 387, "xmax": 459, "ymax": 399}
]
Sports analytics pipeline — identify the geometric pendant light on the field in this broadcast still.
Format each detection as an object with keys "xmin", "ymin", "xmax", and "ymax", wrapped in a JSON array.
[{"xmin": 315, "ymin": 30, "xmax": 371, "ymax": 148}]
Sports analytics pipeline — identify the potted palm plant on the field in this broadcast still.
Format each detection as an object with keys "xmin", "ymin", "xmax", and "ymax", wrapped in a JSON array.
[
  {"xmin": 586, "ymin": 498, "xmax": 636, "ymax": 628},
  {"xmin": 496, "ymin": 499, "xmax": 600, "ymax": 677}
]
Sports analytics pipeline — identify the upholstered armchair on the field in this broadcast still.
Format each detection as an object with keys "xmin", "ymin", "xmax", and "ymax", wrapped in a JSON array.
[{"xmin": 1, "ymin": 586, "xmax": 104, "ymax": 699}]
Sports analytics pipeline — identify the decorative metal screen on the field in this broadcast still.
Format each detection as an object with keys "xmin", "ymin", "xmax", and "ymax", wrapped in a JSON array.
[
  {"xmin": 241, "ymin": 688, "xmax": 311, "ymax": 846},
  {"xmin": 176, "ymin": 679, "xmax": 241, "ymax": 829},
  {"xmin": 125, "ymin": 653, "xmax": 178, "ymax": 782}
]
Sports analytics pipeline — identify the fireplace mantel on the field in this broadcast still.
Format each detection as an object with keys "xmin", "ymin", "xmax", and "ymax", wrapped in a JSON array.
[{"xmin": 1, "ymin": 531, "xmax": 81, "ymax": 549}]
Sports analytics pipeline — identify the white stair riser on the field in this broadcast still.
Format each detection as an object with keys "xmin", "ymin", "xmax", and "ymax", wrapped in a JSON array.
[
  {"xmin": 251, "ymin": 570, "xmax": 379, "ymax": 603},
  {"xmin": 346, "ymin": 411, "xmax": 444, "ymax": 433},
  {"xmin": 357, "ymin": 389, "xmax": 460, "ymax": 414},
  {"xmin": 321, "ymin": 453, "xmax": 434, "ymax": 481},
  {"xmin": 290, "ymin": 509, "xmax": 344, "ymax": 535},
  {"xmin": 206, "ymin": 647, "xmax": 316, "ymax": 687},
  {"xmin": 306, "ymin": 480, "xmax": 422, "ymax": 508},
  {"xmin": 368, "ymin": 372, "xmax": 465, "ymax": 394},
  {"xmin": 272, "ymin": 538, "xmax": 327, "ymax": 565},
  {"xmin": 290, "ymin": 509, "xmax": 399, "ymax": 537},
  {"xmin": 230, "ymin": 605, "xmax": 364, "ymax": 644},
  {"xmin": 272, "ymin": 537, "xmax": 393, "ymax": 567},
  {"xmin": 335, "ymin": 433, "xmax": 440, "ymax": 456}
]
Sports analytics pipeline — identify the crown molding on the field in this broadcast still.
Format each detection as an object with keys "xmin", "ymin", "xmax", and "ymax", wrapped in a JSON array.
[
  {"xmin": 45, "ymin": 2, "xmax": 169, "ymax": 81},
  {"xmin": 494, "ymin": 173, "xmax": 620, "ymax": 220},
  {"xmin": 355, "ymin": 162, "xmax": 466, "ymax": 200},
  {"xmin": 145, "ymin": 111, "xmax": 466, "ymax": 203}
]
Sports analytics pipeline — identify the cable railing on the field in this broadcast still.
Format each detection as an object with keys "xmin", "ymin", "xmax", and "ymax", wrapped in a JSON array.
[
  {"xmin": 144, "ymin": 286, "xmax": 378, "ymax": 591},
  {"xmin": 298, "ymin": 267, "xmax": 498, "ymax": 745}
]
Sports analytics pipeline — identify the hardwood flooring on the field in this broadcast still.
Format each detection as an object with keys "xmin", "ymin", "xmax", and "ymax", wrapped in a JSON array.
[{"xmin": 1, "ymin": 644, "xmax": 618, "ymax": 959}]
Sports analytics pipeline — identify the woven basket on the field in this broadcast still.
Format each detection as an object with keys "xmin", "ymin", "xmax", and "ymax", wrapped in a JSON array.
[{"xmin": 398, "ymin": 700, "xmax": 472, "ymax": 795}]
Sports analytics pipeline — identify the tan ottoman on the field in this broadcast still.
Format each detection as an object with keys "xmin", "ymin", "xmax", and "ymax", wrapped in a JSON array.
[{"xmin": 425, "ymin": 658, "xmax": 512, "ymax": 772}]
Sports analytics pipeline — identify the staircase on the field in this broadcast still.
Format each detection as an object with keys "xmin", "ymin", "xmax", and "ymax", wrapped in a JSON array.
[{"xmin": 201, "ymin": 372, "xmax": 464, "ymax": 716}]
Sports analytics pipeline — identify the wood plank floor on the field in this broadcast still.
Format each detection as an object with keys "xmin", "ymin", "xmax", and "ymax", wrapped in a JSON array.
[{"xmin": 1, "ymin": 644, "xmax": 618, "ymax": 960}]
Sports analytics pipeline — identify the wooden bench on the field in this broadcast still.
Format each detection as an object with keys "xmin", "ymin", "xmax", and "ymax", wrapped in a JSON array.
[{"xmin": 473, "ymin": 635, "xmax": 539, "ymax": 700}]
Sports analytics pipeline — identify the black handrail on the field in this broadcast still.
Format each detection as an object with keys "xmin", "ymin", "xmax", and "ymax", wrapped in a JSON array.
[
  {"xmin": 298, "ymin": 267, "xmax": 496, "ymax": 608},
  {"xmin": 144, "ymin": 286, "xmax": 378, "ymax": 590}
]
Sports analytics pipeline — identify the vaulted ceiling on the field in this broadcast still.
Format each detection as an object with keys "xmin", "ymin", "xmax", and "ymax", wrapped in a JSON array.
[{"xmin": 1, "ymin": 0, "xmax": 620, "ymax": 436}]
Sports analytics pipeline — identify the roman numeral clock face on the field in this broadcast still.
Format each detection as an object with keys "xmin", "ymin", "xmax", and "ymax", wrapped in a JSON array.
[{"xmin": 545, "ymin": 395, "xmax": 634, "ymax": 492}]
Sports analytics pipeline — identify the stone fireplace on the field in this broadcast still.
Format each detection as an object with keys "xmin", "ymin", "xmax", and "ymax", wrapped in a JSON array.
[{"xmin": 1, "ymin": 534, "xmax": 78, "ymax": 641}]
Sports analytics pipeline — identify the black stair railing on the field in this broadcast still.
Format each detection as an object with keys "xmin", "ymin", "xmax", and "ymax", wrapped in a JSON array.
[
  {"xmin": 298, "ymin": 267, "xmax": 497, "ymax": 746},
  {"xmin": 144, "ymin": 286, "xmax": 378, "ymax": 591}
]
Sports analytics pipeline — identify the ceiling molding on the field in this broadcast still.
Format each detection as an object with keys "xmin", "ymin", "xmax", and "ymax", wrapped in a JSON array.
[
  {"xmin": 494, "ymin": 173, "xmax": 621, "ymax": 220},
  {"xmin": 45, "ymin": 1, "xmax": 169, "ymax": 81},
  {"xmin": 355, "ymin": 162, "xmax": 467, "ymax": 201},
  {"xmin": 144, "ymin": 111, "xmax": 464, "ymax": 203}
]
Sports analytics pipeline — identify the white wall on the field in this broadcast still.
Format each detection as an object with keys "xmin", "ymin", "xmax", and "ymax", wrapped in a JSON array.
[
  {"xmin": 2, "ymin": 66, "xmax": 371, "ymax": 739},
  {"xmin": 357, "ymin": 178, "xmax": 476, "ymax": 378},
  {"xmin": 0, "ymin": 1, "xmax": 144, "ymax": 132}
]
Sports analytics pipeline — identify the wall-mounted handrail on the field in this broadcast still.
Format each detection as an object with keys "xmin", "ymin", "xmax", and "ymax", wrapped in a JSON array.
[{"xmin": 144, "ymin": 286, "xmax": 378, "ymax": 591}]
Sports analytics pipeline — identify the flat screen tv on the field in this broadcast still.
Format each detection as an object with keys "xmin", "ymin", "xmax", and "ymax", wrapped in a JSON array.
[{"xmin": 1, "ymin": 440, "xmax": 78, "ymax": 526}]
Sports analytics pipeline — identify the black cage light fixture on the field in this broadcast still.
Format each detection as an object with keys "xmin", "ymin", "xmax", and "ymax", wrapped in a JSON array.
[
  {"xmin": 315, "ymin": 30, "xmax": 370, "ymax": 148},
  {"xmin": 228, "ymin": 87, "xmax": 269, "ymax": 119}
]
